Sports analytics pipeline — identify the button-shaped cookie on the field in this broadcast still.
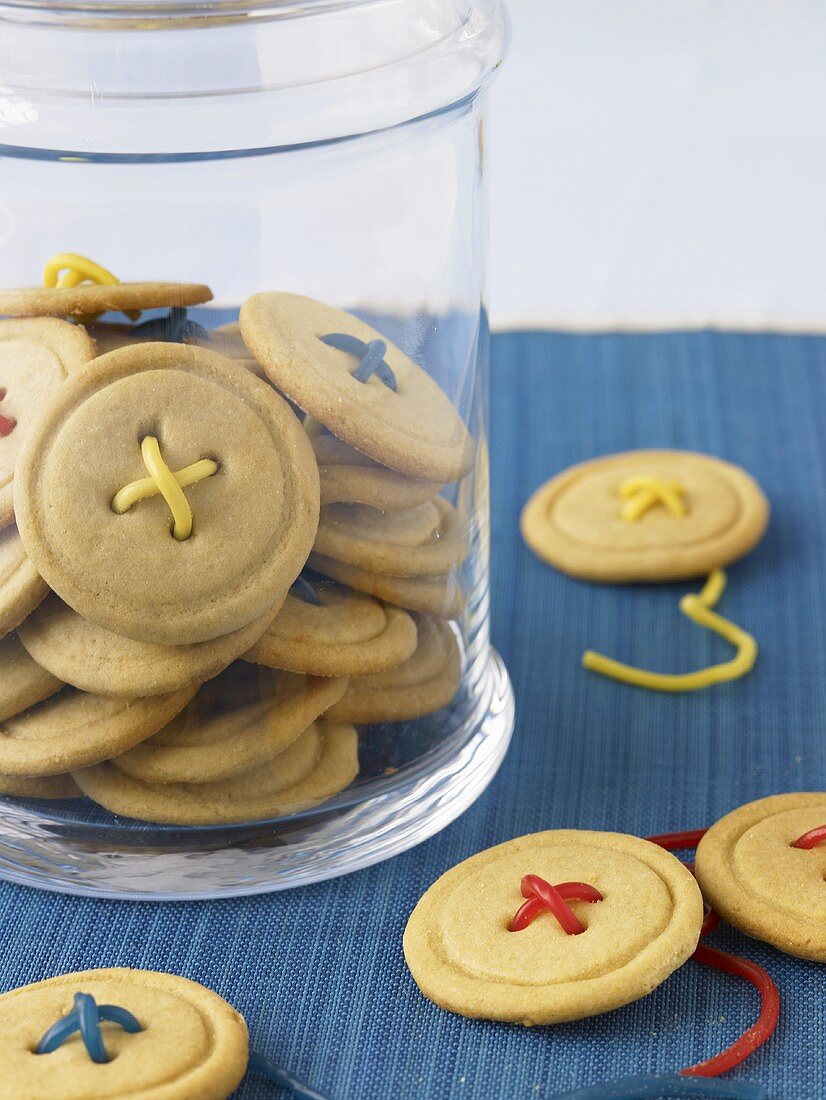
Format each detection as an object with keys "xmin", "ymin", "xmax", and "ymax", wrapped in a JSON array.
[
  {"xmin": 695, "ymin": 792, "xmax": 826, "ymax": 961},
  {"xmin": 243, "ymin": 577, "xmax": 418, "ymax": 677},
  {"xmin": 75, "ymin": 721, "xmax": 359, "ymax": 825},
  {"xmin": 521, "ymin": 450, "xmax": 769, "ymax": 582},
  {"xmin": 15, "ymin": 344, "xmax": 320, "ymax": 646},
  {"xmin": 240, "ymin": 293, "xmax": 473, "ymax": 483},
  {"xmin": 404, "ymin": 830, "xmax": 704, "ymax": 1025},
  {"xmin": 310, "ymin": 432, "xmax": 443, "ymax": 511},
  {"xmin": 0, "ymin": 968, "xmax": 247, "ymax": 1100},
  {"xmin": 112, "ymin": 663, "xmax": 348, "ymax": 783},
  {"xmin": 0, "ymin": 319, "xmax": 98, "ymax": 529},
  {"xmin": 314, "ymin": 499, "xmax": 467, "ymax": 578},
  {"xmin": 327, "ymin": 617, "xmax": 461, "ymax": 723}
]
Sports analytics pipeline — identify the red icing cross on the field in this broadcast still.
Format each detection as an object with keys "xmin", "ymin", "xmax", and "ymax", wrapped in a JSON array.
[
  {"xmin": 507, "ymin": 874, "xmax": 603, "ymax": 935},
  {"xmin": 0, "ymin": 391, "xmax": 16, "ymax": 437},
  {"xmin": 791, "ymin": 824, "xmax": 826, "ymax": 849}
]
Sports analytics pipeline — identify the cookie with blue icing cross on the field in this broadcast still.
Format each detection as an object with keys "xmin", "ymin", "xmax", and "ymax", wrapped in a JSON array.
[
  {"xmin": 240, "ymin": 292, "xmax": 474, "ymax": 483},
  {"xmin": 521, "ymin": 449, "xmax": 769, "ymax": 583},
  {"xmin": 0, "ymin": 968, "xmax": 248, "ymax": 1100},
  {"xmin": 15, "ymin": 343, "xmax": 319, "ymax": 646}
]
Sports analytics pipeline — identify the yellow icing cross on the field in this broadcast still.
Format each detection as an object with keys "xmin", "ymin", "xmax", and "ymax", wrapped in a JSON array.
[
  {"xmin": 582, "ymin": 569, "xmax": 757, "ymax": 692},
  {"xmin": 43, "ymin": 252, "xmax": 140, "ymax": 321},
  {"xmin": 619, "ymin": 475, "xmax": 687, "ymax": 521},
  {"xmin": 112, "ymin": 437, "xmax": 218, "ymax": 541}
]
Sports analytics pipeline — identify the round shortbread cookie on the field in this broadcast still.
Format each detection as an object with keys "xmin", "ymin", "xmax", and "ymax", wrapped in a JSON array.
[
  {"xmin": 74, "ymin": 721, "xmax": 359, "ymax": 825},
  {"xmin": 308, "ymin": 552, "xmax": 463, "ymax": 618},
  {"xmin": 0, "ymin": 968, "xmax": 248, "ymax": 1100},
  {"xmin": 0, "ymin": 319, "xmax": 98, "ymax": 530},
  {"xmin": 0, "ymin": 773, "xmax": 80, "ymax": 800},
  {"xmin": 404, "ymin": 830, "xmax": 704, "ymax": 1026},
  {"xmin": 327, "ymin": 618, "xmax": 461, "ymax": 724},
  {"xmin": 695, "ymin": 792, "xmax": 826, "ymax": 961},
  {"xmin": 243, "ymin": 581, "xmax": 418, "ymax": 677},
  {"xmin": 18, "ymin": 594, "xmax": 282, "ymax": 697},
  {"xmin": 240, "ymin": 293, "xmax": 473, "ymax": 482},
  {"xmin": 15, "ymin": 343, "xmax": 320, "ymax": 646},
  {"xmin": 313, "ymin": 499, "xmax": 467, "ymax": 578},
  {"xmin": 521, "ymin": 450, "xmax": 769, "ymax": 583},
  {"xmin": 0, "ymin": 632, "xmax": 62, "ymax": 723},
  {"xmin": 311, "ymin": 433, "xmax": 442, "ymax": 511},
  {"xmin": 0, "ymin": 683, "xmax": 197, "ymax": 777},
  {"xmin": 0, "ymin": 526, "xmax": 49, "ymax": 639},
  {"xmin": 0, "ymin": 281, "xmax": 212, "ymax": 319},
  {"xmin": 112, "ymin": 664, "xmax": 347, "ymax": 784}
]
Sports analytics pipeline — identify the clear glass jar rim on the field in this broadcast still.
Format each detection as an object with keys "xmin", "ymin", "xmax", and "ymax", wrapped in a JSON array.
[{"xmin": 0, "ymin": 0, "xmax": 388, "ymax": 27}]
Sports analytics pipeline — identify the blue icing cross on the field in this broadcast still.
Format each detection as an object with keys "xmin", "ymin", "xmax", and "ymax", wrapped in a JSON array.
[
  {"xmin": 319, "ymin": 332, "xmax": 398, "ymax": 391},
  {"xmin": 36, "ymin": 992, "xmax": 142, "ymax": 1064}
]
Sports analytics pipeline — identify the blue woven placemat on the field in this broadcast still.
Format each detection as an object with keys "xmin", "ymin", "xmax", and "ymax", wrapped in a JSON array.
[{"xmin": 1, "ymin": 330, "xmax": 824, "ymax": 1100}]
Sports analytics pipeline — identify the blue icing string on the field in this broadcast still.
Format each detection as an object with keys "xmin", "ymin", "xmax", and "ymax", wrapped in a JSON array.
[
  {"xmin": 550, "ymin": 1075, "xmax": 767, "ymax": 1100},
  {"xmin": 319, "ymin": 332, "xmax": 398, "ymax": 391},
  {"xmin": 131, "ymin": 307, "xmax": 209, "ymax": 343},
  {"xmin": 36, "ymin": 992, "xmax": 142, "ymax": 1064},
  {"xmin": 290, "ymin": 574, "xmax": 321, "ymax": 607},
  {"xmin": 249, "ymin": 1050, "xmax": 330, "ymax": 1099}
]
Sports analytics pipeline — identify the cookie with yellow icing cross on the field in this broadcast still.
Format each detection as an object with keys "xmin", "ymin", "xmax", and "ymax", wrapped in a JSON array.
[
  {"xmin": 0, "ymin": 968, "xmax": 248, "ymax": 1100},
  {"xmin": 243, "ymin": 576, "xmax": 418, "ymax": 677},
  {"xmin": 0, "ymin": 252, "xmax": 212, "ymax": 319},
  {"xmin": 0, "ymin": 318, "xmax": 98, "ymax": 530},
  {"xmin": 327, "ymin": 617, "xmax": 461, "ymax": 723},
  {"xmin": 404, "ymin": 830, "xmax": 704, "ymax": 1025},
  {"xmin": 521, "ymin": 449, "xmax": 769, "ymax": 583},
  {"xmin": 240, "ymin": 292, "xmax": 473, "ymax": 483},
  {"xmin": 74, "ymin": 721, "xmax": 359, "ymax": 825},
  {"xmin": 695, "ymin": 792, "xmax": 826, "ymax": 962},
  {"xmin": 15, "ymin": 343, "xmax": 319, "ymax": 646}
]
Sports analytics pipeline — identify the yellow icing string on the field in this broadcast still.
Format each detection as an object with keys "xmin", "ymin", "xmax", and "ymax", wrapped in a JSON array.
[
  {"xmin": 582, "ymin": 569, "xmax": 757, "ymax": 692},
  {"xmin": 619, "ymin": 475, "xmax": 687, "ymax": 521},
  {"xmin": 42, "ymin": 252, "xmax": 140, "ymax": 322},
  {"xmin": 112, "ymin": 437, "xmax": 218, "ymax": 541}
]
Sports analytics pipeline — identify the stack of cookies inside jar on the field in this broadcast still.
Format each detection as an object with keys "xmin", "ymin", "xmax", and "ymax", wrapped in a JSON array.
[{"xmin": 0, "ymin": 257, "xmax": 472, "ymax": 826}]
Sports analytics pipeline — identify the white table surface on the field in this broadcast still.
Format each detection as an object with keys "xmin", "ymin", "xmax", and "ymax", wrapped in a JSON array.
[{"xmin": 488, "ymin": 0, "xmax": 826, "ymax": 331}]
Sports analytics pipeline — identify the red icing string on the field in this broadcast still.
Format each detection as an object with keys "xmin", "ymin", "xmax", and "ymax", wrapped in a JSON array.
[
  {"xmin": 646, "ymin": 828, "xmax": 708, "ymax": 851},
  {"xmin": 682, "ymin": 944, "xmax": 781, "ymax": 1077},
  {"xmin": 0, "ymin": 391, "xmax": 16, "ymax": 437},
  {"xmin": 791, "ymin": 824, "xmax": 826, "ymax": 849},
  {"xmin": 508, "ymin": 876, "xmax": 603, "ymax": 934},
  {"xmin": 646, "ymin": 828, "xmax": 780, "ymax": 1077}
]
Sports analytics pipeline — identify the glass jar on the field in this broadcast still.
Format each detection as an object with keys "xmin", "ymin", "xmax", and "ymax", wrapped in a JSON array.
[{"xmin": 0, "ymin": 0, "xmax": 513, "ymax": 898}]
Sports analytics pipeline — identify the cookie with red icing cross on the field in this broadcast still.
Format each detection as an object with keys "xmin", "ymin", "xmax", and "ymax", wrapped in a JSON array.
[
  {"xmin": 239, "ymin": 292, "xmax": 473, "ymax": 483},
  {"xmin": 15, "ymin": 343, "xmax": 319, "ymax": 646},
  {"xmin": 0, "ymin": 968, "xmax": 248, "ymax": 1100},
  {"xmin": 404, "ymin": 829, "xmax": 704, "ymax": 1025},
  {"xmin": 521, "ymin": 450, "xmax": 769, "ymax": 582},
  {"xmin": 695, "ymin": 792, "xmax": 826, "ymax": 961}
]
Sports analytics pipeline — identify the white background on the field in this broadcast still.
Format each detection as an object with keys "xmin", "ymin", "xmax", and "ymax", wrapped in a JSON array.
[{"xmin": 488, "ymin": 0, "xmax": 826, "ymax": 330}]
